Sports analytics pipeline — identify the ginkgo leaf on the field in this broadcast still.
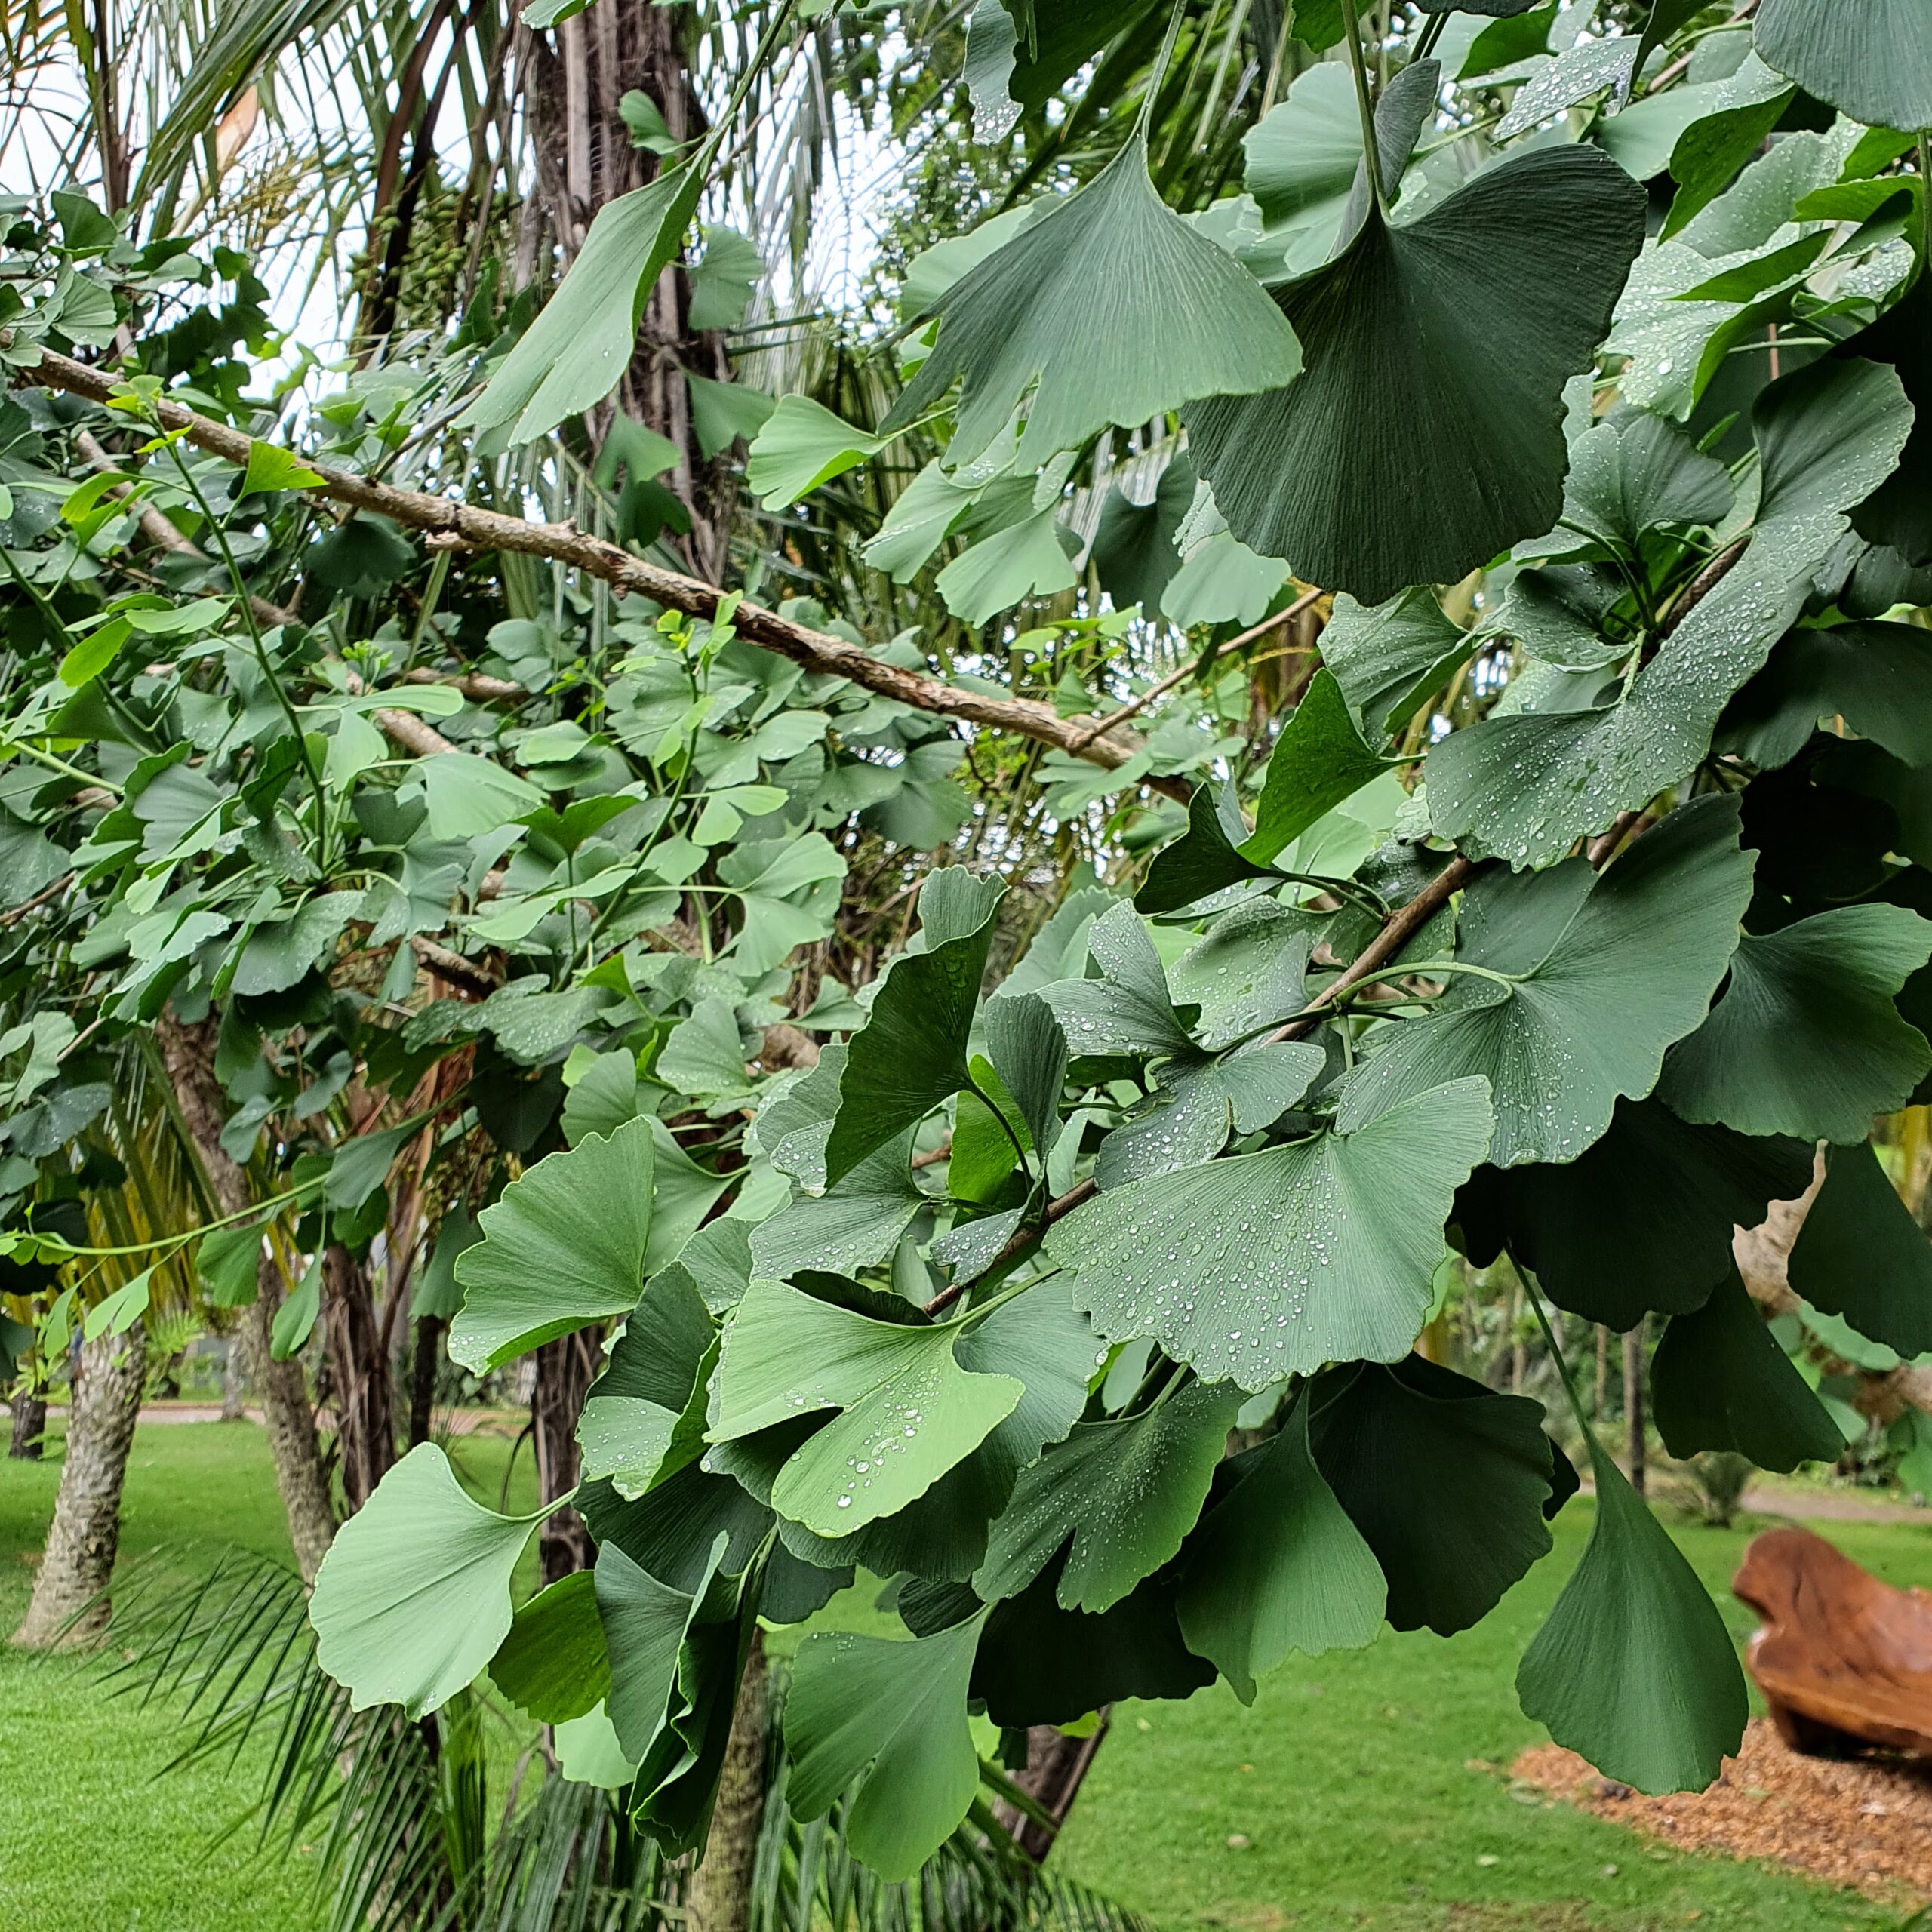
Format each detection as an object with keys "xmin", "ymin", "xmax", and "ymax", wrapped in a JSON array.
[
  {"xmin": 1241, "ymin": 63, "xmax": 1371, "ymax": 277},
  {"xmin": 1311, "ymin": 1357, "xmax": 1560, "ymax": 1636},
  {"xmin": 746, "ymin": 397, "xmax": 884, "ymax": 509},
  {"xmin": 751, "ymin": 1134, "xmax": 928, "ymax": 1279},
  {"xmin": 310, "ymin": 1445, "xmax": 544, "ymax": 1718},
  {"xmin": 490, "ymin": 1571, "xmax": 610, "ymax": 1724},
  {"xmin": 1095, "ymin": 1042, "xmax": 1324, "ymax": 1187},
  {"xmin": 784, "ymin": 1617, "xmax": 986, "ymax": 1880},
  {"xmin": 709, "ymin": 1281, "xmax": 1023, "ymax": 1534},
  {"xmin": 1427, "ymin": 358, "xmax": 1915, "ymax": 867},
  {"xmin": 1788, "ymin": 1142, "xmax": 1932, "ymax": 1360},
  {"xmin": 450, "ymin": 1117, "xmax": 654, "ymax": 1371},
  {"xmin": 1652, "ymin": 1268, "xmax": 1843, "ymax": 1473},
  {"xmin": 1318, "ymin": 589, "xmax": 1476, "ymax": 748},
  {"xmin": 1456, "ymin": 1099, "xmax": 1814, "ymax": 1330},
  {"xmin": 1047, "ymin": 1078, "xmax": 1494, "ymax": 1390},
  {"xmin": 1721, "ymin": 623, "xmax": 1932, "ymax": 772},
  {"xmin": 973, "ymin": 1377, "xmax": 1242, "ymax": 1612},
  {"xmin": 576, "ymin": 1267, "xmax": 715, "ymax": 1499},
  {"xmin": 1188, "ymin": 146, "xmax": 1646, "ymax": 604},
  {"xmin": 463, "ymin": 165, "xmax": 700, "ymax": 444},
  {"xmin": 1659, "ymin": 904, "xmax": 1932, "ymax": 1144},
  {"xmin": 883, "ymin": 127, "xmax": 1300, "ymax": 469},
  {"xmin": 1557, "ymin": 409, "xmax": 1734, "ymax": 559},
  {"xmin": 934, "ymin": 509, "xmax": 1078, "ymax": 624},
  {"xmin": 824, "ymin": 871, "xmax": 1004, "ymax": 1189},
  {"xmin": 1754, "ymin": 0, "xmax": 1932, "ymax": 135},
  {"xmin": 1516, "ymin": 1435, "xmax": 1748, "ymax": 1794},
  {"xmin": 1177, "ymin": 1391, "xmax": 1386, "ymax": 1700},
  {"xmin": 1038, "ymin": 900, "xmax": 1198, "ymax": 1060},
  {"xmin": 1345, "ymin": 797, "xmax": 1753, "ymax": 1167},
  {"xmin": 1246, "ymin": 671, "xmax": 1389, "ymax": 863}
]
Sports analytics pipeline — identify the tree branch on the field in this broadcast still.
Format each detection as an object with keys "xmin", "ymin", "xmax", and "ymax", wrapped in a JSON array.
[{"xmin": 26, "ymin": 345, "xmax": 1187, "ymax": 801}]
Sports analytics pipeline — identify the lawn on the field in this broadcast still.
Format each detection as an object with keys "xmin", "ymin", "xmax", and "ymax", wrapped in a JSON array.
[{"xmin": 2, "ymin": 1419, "xmax": 1929, "ymax": 1932}]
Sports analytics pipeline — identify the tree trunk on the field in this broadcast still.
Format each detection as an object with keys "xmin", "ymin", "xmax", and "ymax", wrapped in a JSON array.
[
  {"xmin": 408, "ymin": 1314, "xmax": 444, "ymax": 1447},
  {"xmin": 1623, "ymin": 1320, "xmax": 1647, "ymax": 1500},
  {"xmin": 13, "ymin": 1323, "xmax": 146, "ymax": 1646},
  {"xmin": 533, "ymin": 1332, "xmax": 596, "ymax": 1583},
  {"xmin": 220, "ymin": 1338, "xmax": 246, "ymax": 1421},
  {"xmin": 992, "ymin": 1714, "xmax": 1112, "ymax": 1862},
  {"xmin": 8, "ymin": 1386, "xmax": 45, "ymax": 1458},
  {"xmin": 323, "ymin": 1243, "xmax": 395, "ymax": 1513},
  {"xmin": 155, "ymin": 1014, "xmax": 337, "ymax": 1580},
  {"xmin": 686, "ymin": 1630, "xmax": 768, "ymax": 1932}
]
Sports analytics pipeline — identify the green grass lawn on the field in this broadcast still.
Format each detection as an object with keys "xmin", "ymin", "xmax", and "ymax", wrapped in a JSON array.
[{"xmin": 3, "ymin": 1418, "xmax": 1929, "ymax": 1932}]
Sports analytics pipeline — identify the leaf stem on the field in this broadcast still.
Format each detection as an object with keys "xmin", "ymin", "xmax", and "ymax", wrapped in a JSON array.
[
  {"xmin": 1343, "ymin": 5, "xmax": 1388, "ymax": 214},
  {"xmin": 964, "ymin": 1074, "xmax": 1032, "ymax": 1188},
  {"xmin": 1524, "ymin": 1274, "xmax": 1609, "ymax": 1465}
]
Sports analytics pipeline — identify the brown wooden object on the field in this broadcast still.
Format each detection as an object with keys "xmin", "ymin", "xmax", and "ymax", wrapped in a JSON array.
[{"xmin": 1734, "ymin": 1525, "xmax": 1932, "ymax": 1758}]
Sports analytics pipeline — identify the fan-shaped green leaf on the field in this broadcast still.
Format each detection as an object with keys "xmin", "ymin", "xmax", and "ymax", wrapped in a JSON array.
[
  {"xmin": 750, "ymin": 1134, "xmax": 928, "ymax": 1279},
  {"xmin": 784, "ymin": 1617, "xmax": 986, "ymax": 1881},
  {"xmin": 746, "ymin": 397, "xmax": 884, "ymax": 509},
  {"xmin": 490, "ymin": 1571, "xmax": 609, "ymax": 1724},
  {"xmin": 1346, "ymin": 797, "xmax": 1753, "ymax": 1167},
  {"xmin": 1660, "ymin": 905, "xmax": 1932, "ymax": 1143},
  {"xmin": 1516, "ymin": 1435, "xmax": 1748, "ymax": 1794},
  {"xmin": 462, "ymin": 165, "xmax": 700, "ymax": 445},
  {"xmin": 1456, "ymin": 1099, "xmax": 1814, "ymax": 1329},
  {"xmin": 1038, "ymin": 900, "xmax": 1199, "ymax": 1060},
  {"xmin": 1047, "ymin": 1078, "xmax": 1494, "ymax": 1390},
  {"xmin": 1188, "ymin": 146, "xmax": 1646, "ymax": 604},
  {"xmin": 449, "ymin": 1117, "xmax": 654, "ymax": 1372},
  {"xmin": 709, "ymin": 1281, "xmax": 1023, "ymax": 1534},
  {"xmin": 310, "ymin": 1444, "xmax": 543, "ymax": 1718},
  {"xmin": 1755, "ymin": 0, "xmax": 1932, "ymax": 135},
  {"xmin": 1177, "ymin": 1391, "xmax": 1386, "ymax": 1700},
  {"xmin": 824, "ymin": 872, "xmax": 1004, "ymax": 1189},
  {"xmin": 974, "ymin": 1376, "xmax": 1242, "ymax": 1612},
  {"xmin": 884, "ymin": 130, "xmax": 1300, "ymax": 469},
  {"xmin": 1558, "ymin": 409, "xmax": 1735, "ymax": 558},
  {"xmin": 1310, "ymin": 1358, "xmax": 1560, "ymax": 1636},
  {"xmin": 577, "ymin": 1268, "xmax": 715, "ymax": 1499},
  {"xmin": 1652, "ymin": 1268, "xmax": 1843, "ymax": 1472},
  {"xmin": 1318, "ymin": 589, "xmax": 1476, "ymax": 748},
  {"xmin": 1788, "ymin": 1142, "xmax": 1932, "ymax": 1359}
]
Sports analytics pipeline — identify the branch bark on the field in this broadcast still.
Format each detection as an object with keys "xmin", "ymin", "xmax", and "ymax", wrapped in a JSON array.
[{"xmin": 29, "ymin": 346, "xmax": 1186, "ymax": 800}]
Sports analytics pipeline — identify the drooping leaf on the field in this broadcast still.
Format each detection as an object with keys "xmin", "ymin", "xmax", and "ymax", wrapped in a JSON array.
[
  {"xmin": 823, "ymin": 871, "xmax": 1004, "ymax": 1189},
  {"xmin": 784, "ymin": 1617, "xmax": 986, "ymax": 1881},
  {"xmin": 463, "ymin": 165, "xmax": 701, "ymax": 443},
  {"xmin": 1038, "ymin": 900, "xmax": 1199, "ymax": 1060},
  {"xmin": 1310, "ymin": 1358, "xmax": 1558, "ymax": 1636},
  {"xmin": 1754, "ymin": 0, "xmax": 1932, "ymax": 135},
  {"xmin": 594, "ymin": 1534, "xmax": 727, "ymax": 1761},
  {"xmin": 1188, "ymin": 146, "xmax": 1647, "ymax": 604},
  {"xmin": 983, "ymin": 991, "xmax": 1067, "ymax": 1161},
  {"xmin": 1048, "ymin": 1078, "xmax": 1494, "ymax": 1390},
  {"xmin": 974, "ymin": 1376, "xmax": 1242, "ymax": 1612},
  {"xmin": 1787, "ymin": 1142, "xmax": 1932, "ymax": 1359},
  {"xmin": 746, "ymin": 397, "xmax": 884, "ymax": 509},
  {"xmin": 884, "ymin": 128, "xmax": 1301, "ymax": 469},
  {"xmin": 310, "ymin": 1445, "xmax": 543, "ymax": 1718},
  {"xmin": 577, "ymin": 1268, "xmax": 715, "ymax": 1499},
  {"xmin": 1651, "ymin": 1268, "xmax": 1843, "ymax": 1472},
  {"xmin": 709, "ymin": 1280, "xmax": 1023, "ymax": 1534},
  {"xmin": 1346, "ymin": 796, "xmax": 1753, "ymax": 1167},
  {"xmin": 1516, "ymin": 1435, "xmax": 1748, "ymax": 1794},
  {"xmin": 490, "ymin": 1571, "xmax": 610, "ymax": 1724},
  {"xmin": 1455, "ymin": 1099, "xmax": 1814, "ymax": 1329},
  {"xmin": 449, "ymin": 1117, "xmax": 654, "ymax": 1372},
  {"xmin": 1246, "ymin": 671, "xmax": 1390, "ymax": 863},
  {"xmin": 1721, "ymin": 623, "xmax": 1932, "ymax": 772},
  {"xmin": 1427, "ymin": 358, "xmax": 1915, "ymax": 867},
  {"xmin": 1659, "ymin": 905, "xmax": 1932, "ymax": 1144},
  {"xmin": 1557, "ymin": 409, "xmax": 1734, "ymax": 559},
  {"xmin": 1318, "ymin": 589, "xmax": 1476, "ymax": 749},
  {"xmin": 1177, "ymin": 1391, "xmax": 1386, "ymax": 1699}
]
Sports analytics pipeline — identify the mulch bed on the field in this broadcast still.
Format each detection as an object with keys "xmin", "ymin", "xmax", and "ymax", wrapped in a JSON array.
[{"xmin": 1512, "ymin": 1718, "xmax": 1932, "ymax": 1902}]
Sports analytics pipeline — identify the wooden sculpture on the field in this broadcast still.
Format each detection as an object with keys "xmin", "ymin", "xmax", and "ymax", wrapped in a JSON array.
[{"xmin": 1734, "ymin": 1525, "xmax": 1932, "ymax": 1758}]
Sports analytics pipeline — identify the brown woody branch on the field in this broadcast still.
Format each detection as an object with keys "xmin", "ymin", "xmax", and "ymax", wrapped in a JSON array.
[{"xmin": 28, "ymin": 345, "xmax": 1188, "ymax": 801}]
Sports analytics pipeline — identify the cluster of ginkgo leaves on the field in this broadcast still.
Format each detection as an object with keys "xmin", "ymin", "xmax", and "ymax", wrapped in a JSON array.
[{"xmin": 5, "ymin": 0, "xmax": 1932, "ymax": 1889}]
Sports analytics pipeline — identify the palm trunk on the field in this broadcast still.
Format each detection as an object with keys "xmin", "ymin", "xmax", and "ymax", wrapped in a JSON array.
[
  {"xmin": 408, "ymin": 1314, "xmax": 444, "ymax": 1447},
  {"xmin": 8, "ymin": 1387, "xmax": 45, "ymax": 1458},
  {"xmin": 533, "ymin": 1333, "xmax": 595, "ymax": 1583},
  {"xmin": 686, "ymin": 1630, "xmax": 768, "ymax": 1932},
  {"xmin": 155, "ymin": 1014, "xmax": 337, "ymax": 1580},
  {"xmin": 323, "ymin": 1243, "xmax": 395, "ymax": 1513},
  {"xmin": 992, "ymin": 1715, "xmax": 1112, "ymax": 1863},
  {"xmin": 220, "ymin": 1339, "xmax": 247, "ymax": 1421},
  {"xmin": 1623, "ymin": 1320, "xmax": 1647, "ymax": 1500},
  {"xmin": 13, "ymin": 1323, "xmax": 146, "ymax": 1646}
]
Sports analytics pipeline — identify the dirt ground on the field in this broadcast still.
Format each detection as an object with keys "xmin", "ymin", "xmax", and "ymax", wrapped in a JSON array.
[{"xmin": 1513, "ymin": 1719, "xmax": 1932, "ymax": 1904}]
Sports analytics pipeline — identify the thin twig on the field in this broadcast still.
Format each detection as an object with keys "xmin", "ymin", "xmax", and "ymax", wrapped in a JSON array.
[{"xmin": 1065, "ymin": 586, "xmax": 1323, "ymax": 751}]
